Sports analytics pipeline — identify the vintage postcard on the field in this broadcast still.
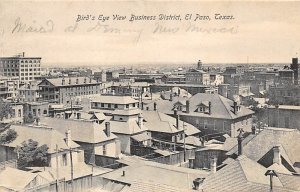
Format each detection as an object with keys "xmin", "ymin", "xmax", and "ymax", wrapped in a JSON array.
[{"xmin": 0, "ymin": 1, "xmax": 299, "ymax": 192}]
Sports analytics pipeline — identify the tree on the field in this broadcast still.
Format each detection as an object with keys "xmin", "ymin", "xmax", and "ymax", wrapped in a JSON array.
[
  {"xmin": 23, "ymin": 112, "xmax": 35, "ymax": 124},
  {"xmin": 0, "ymin": 99, "xmax": 17, "ymax": 144},
  {"xmin": 15, "ymin": 139, "xmax": 49, "ymax": 169}
]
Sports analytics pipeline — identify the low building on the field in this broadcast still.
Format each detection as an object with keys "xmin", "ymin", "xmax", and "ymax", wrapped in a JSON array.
[
  {"xmin": 41, "ymin": 116, "xmax": 121, "ymax": 165},
  {"xmin": 18, "ymin": 81, "xmax": 41, "ymax": 102},
  {"xmin": 0, "ymin": 76, "xmax": 19, "ymax": 100},
  {"xmin": 185, "ymin": 69, "xmax": 210, "ymax": 85},
  {"xmin": 268, "ymin": 85, "xmax": 300, "ymax": 105},
  {"xmin": 0, "ymin": 124, "xmax": 84, "ymax": 168}
]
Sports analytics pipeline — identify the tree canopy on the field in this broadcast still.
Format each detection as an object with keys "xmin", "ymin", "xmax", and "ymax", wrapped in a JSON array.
[{"xmin": 15, "ymin": 139, "xmax": 49, "ymax": 168}]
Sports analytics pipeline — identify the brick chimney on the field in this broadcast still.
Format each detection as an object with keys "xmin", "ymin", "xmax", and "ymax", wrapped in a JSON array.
[
  {"xmin": 105, "ymin": 122, "xmax": 111, "ymax": 137},
  {"xmin": 65, "ymin": 129, "xmax": 71, "ymax": 147},
  {"xmin": 153, "ymin": 102, "xmax": 157, "ymax": 111},
  {"xmin": 138, "ymin": 113, "xmax": 143, "ymax": 129},
  {"xmin": 210, "ymin": 157, "xmax": 217, "ymax": 174},
  {"xmin": 273, "ymin": 146, "xmax": 281, "ymax": 165},
  {"xmin": 237, "ymin": 128, "xmax": 244, "ymax": 156},
  {"xmin": 208, "ymin": 101, "xmax": 212, "ymax": 115},
  {"xmin": 186, "ymin": 100, "xmax": 190, "ymax": 113}
]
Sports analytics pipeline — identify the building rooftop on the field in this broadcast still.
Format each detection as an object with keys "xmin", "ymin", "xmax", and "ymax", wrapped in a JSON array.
[
  {"xmin": 91, "ymin": 95, "xmax": 138, "ymax": 105},
  {"xmin": 39, "ymin": 77, "xmax": 99, "ymax": 87},
  {"xmin": 2, "ymin": 124, "xmax": 80, "ymax": 153},
  {"xmin": 40, "ymin": 117, "xmax": 117, "ymax": 144}
]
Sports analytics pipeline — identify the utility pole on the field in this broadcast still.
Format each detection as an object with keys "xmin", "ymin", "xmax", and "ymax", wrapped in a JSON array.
[
  {"xmin": 183, "ymin": 121, "xmax": 187, "ymax": 162},
  {"xmin": 55, "ymin": 145, "xmax": 59, "ymax": 192}
]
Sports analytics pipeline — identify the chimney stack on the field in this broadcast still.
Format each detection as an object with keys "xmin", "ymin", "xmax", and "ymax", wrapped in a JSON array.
[
  {"xmin": 178, "ymin": 88, "xmax": 181, "ymax": 96},
  {"xmin": 138, "ymin": 113, "xmax": 143, "ymax": 129},
  {"xmin": 233, "ymin": 101, "xmax": 237, "ymax": 114},
  {"xmin": 237, "ymin": 129, "xmax": 244, "ymax": 156},
  {"xmin": 77, "ymin": 112, "xmax": 81, "ymax": 119},
  {"xmin": 251, "ymin": 125, "xmax": 256, "ymax": 135},
  {"xmin": 273, "ymin": 146, "xmax": 281, "ymax": 165},
  {"xmin": 122, "ymin": 170, "xmax": 125, "ymax": 176},
  {"xmin": 153, "ymin": 102, "xmax": 157, "ymax": 111},
  {"xmin": 210, "ymin": 157, "xmax": 217, "ymax": 174},
  {"xmin": 69, "ymin": 78, "xmax": 71, "ymax": 84},
  {"xmin": 186, "ymin": 100, "xmax": 190, "ymax": 113},
  {"xmin": 65, "ymin": 129, "xmax": 71, "ymax": 147},
  {"xmin": 208, "ymin": 101, "xmax": 212, "ymax": 115},
  {"xmin": 89, "ymin": 78, "xmax": 92, "ymax": 83},
  {"xmin": 105, "ymin": 122, "xmax": 111, "ymax": 137},
  {"xmin": 141, "ymin": 102, "xmax": 144, "ymax": 110},
  {"xmin": 169, "ymin": 93, "xmax": 173, "ymax": 101},
  {"xmin": 174, "ymin": 109, "xmax": 179, "ymax": 129},
  {"xmin": 22, "ymin": 52, "xmax": 25, "ymax": 57}
]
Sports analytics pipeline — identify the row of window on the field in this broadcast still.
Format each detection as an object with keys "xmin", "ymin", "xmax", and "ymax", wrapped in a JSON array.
[
  {"xmin": 93, "ymin": 102, "xmax": 135, "ymax": 109},
  {"xmin": 20, "ymin": 73, "xmax": 40, "ymax": 76}
]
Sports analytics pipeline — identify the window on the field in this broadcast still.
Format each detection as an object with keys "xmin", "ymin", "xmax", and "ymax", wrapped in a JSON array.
[
  {"xmin": 62, "ymin": 154, "xmax": 67, "ymax": 166},
  {"xmin": 114, "ymin": 104, "xmax": 118, "ymax": 108},
  {"xmin": 101, "ymin": 103, "xmax": 104, "ymax": 107},
  {"xmin": 108, "ymin": 103, "xmax": 111, "ymax": 108},
  {"xmin": 103, "ymin": 145, "xmax": 107, "ymax": 156},
  {"xmin": 126, "ymin": 104, "xmax": 129, "ymax": 108}
]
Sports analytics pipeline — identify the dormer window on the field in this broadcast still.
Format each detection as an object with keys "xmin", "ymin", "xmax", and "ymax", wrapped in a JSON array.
[{"xmin": 195, "ymin": 102, "xmax": 209, "ymax": 113}]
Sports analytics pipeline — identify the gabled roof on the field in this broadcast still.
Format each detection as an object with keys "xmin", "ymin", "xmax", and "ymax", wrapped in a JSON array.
[
  {"xmin": 40, "ymin": 117, "xmax": 117, "ymax": 144},
  {"xmin": 227, "ymin": 127, "xmax": 300, "ymax": 173},
  {"xmin": 202, "ymin": 155, "xmax": 297, "ymax": 192},
  {"xmin": 0, "ymin": 167, "xmax": 50, "ymax": 191},
  {"xmin": 2, "ymin": 124, "xmax": 79, "ymax": 153},
  {"xmin": 142, "ymin": 111, "xmax": 200, "ymax": 136}
]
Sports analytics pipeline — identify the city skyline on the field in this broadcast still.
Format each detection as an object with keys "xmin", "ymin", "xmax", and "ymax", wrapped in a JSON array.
[{"xmin": 0, "ymin": 1, "xmax": 300, "ymax": 66}]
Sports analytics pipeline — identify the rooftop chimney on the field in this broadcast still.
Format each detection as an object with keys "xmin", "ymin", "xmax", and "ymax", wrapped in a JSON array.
[
  {"xmin": 237, "ymin": 128, "xmax": 244, "ymax": 156},
  {"xmin": 169, "ymin": 93, "xmax": 173, "ymax": 101},
  {"xmin": 273, "ymin": 146, "xmax": 281, "ymax": 165},
  {"xmin": 141, "ymin": 102, "xmax": 144, "ymax": 110},
  {"xmin": 208, "ymin": 101, "xmax": 212, "ymax": 115},
  {"xmin": 77, "ymin": 112, "xmax": 81, "ymax": 119},
  {"xmin": 122, "ymin": 170, "xmax": 125, "ymax": 176},
  {"xmin": 62, "ymin": 78, "xmax": 65, "ymax": 85},
  {"xmin": 178, "ymin": 88, "xmax": 181, "ymax": 96},
  {"xmin": 251, "ymin": 124, "xmax": 256, "ymax": 135},
  {"xmin": 89, "ymin": 78, "xmax": 92, "ymax": 83},
  {"xmin": 186, "ymin": 100, "xmax": 190, "ymax": 113},
  {"xmin": 65, "ymin": 129, "xmax": 71, "ymax": 147},
  {"xmin": 174, "ymin": 109, "xmax": 179, "ymax": 129},
  {"xmin": 69, "ymin": 78, "xmax": 71, "ymax": 84},
  {"xmin": 153, "ymin": 102, "xmax": 157, "ymax": 111},
  {"xmin": 105, "ymin": 122, "xmax": 111, "ymax": 137},
  {"xmin": 210, "ymin": 157, "xmax": 217, "ymax": 174},
  {"xmin": 138, "ymin": 113, "xmax": 143, "ymax": 129},
  {"xmin": 22, "ymin": 52, "xmax": 25, "ymax": 57},
  {"xmin": 233, "ymin": 101, "xmax": 237, "ymax": 114}
]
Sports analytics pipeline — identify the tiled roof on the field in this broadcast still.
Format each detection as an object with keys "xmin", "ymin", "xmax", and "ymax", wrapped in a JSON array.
[
  {"xmin": 202, "ymin": 155, "xmax": 296, "ymax": 192},
  {"xmin": 226, "ymin": 127, "xmax": 300, "ymax": 173},
  {"xmin": 41, "ymin": 117, "xmax": 117, "ymax": 144},
  {"xmin": 142, "ymin": 110, "xmax": 200, "ymax": 136},
  {"xmin": 3, "ymin": 124, "xmax": 80, "ymax": 153}
]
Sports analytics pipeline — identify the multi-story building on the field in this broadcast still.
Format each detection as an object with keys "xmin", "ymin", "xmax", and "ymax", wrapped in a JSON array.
[
  {"xmin": 146, "ymin": 93, "xmax": 254, "ymax": 138},
  {"xmin": 268, "ymin": 84, "xmax": 300, "ymax": 105},
  {"xmin": 267, "ymin": 105, "xmax": 300, "ymax": 129},
  {"xmin": 38, "ymin": 77, "xmax": 101, "ymax": 104},
  {"xmin": 18, "ymin": 81, "xmax": 41, "ymax": 102},
  {"xmin": 0, "ymin": 52, "xmax": 41, "ymax": 83},
  {"xmin": 185, "ymin": 69, "xmax": 210, "ymax": 85},
  {"xmin": 0, "ymin": 76, "xmax": 19, "ymax": 100}
]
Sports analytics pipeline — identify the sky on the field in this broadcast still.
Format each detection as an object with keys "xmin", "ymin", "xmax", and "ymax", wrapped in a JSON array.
[{"xmin": 0, "ymin": 1, "xmax": 300, "ymax": 66}]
